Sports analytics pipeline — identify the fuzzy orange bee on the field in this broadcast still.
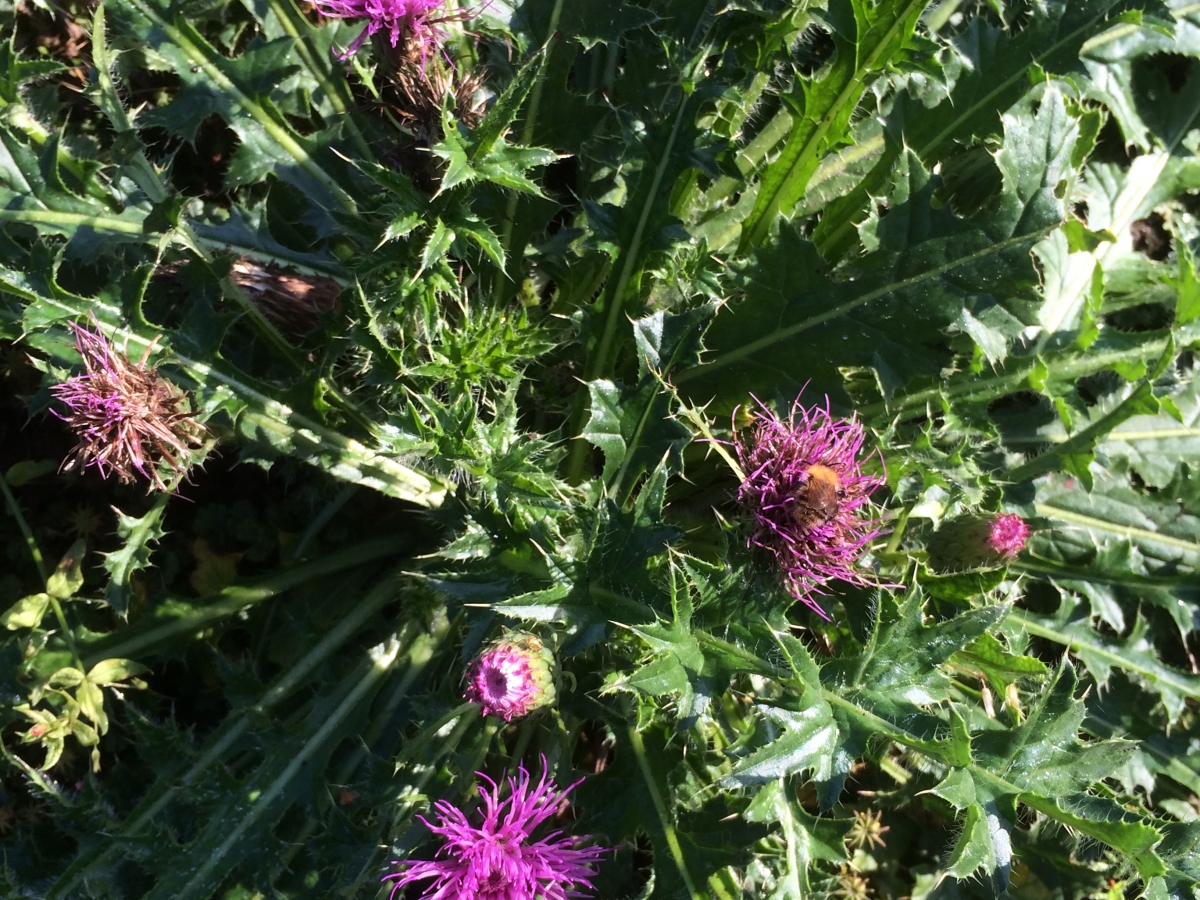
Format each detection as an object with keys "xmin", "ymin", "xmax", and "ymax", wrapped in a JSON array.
[{"xmin": 792, "ymin": 464, "xmax": 846, "ymax": 529}]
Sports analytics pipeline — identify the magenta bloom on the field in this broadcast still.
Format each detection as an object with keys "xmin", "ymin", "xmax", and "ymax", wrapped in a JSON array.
[
  {"xmin": 735, "ymin": 397, "xmax": 886, "ymax": 618},
  {"xmin": 384, "ymin": 762, "xmax": 606, "ymax": 900},
  {"xmin": 986, "ymin": 513, "xmax": 1030, "ymax": 559},
  {"xmin": 316, "ymin": 0, "xmax": 448, "ymax": 60},
  {"xmin": 464, "ymin": 634, "xmax": 557, "ymax": 722},
  {"xmin": 50, "ymin": 321, "xmax": 205, "ymax": 492}
]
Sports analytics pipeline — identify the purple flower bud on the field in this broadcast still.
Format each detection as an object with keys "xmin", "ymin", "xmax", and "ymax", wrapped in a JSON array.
[
  {"xmin": 986, "ymin": 513, "xmax": 1031, "ymax": 559},
  {"xmin": 927, "ymin": 513, "xmax": 1030, "ymax": 571},
  {"xmin": 383, "ymin": 760, "xmax": 606, "ymax": 900},
  {"xmin": 735, "ymin": 397, "xmax": 887, "ymax": 619},
  {"xmin": 49, "ymin": 321, "xmax": 205, "ymax": 492},
  {"xmin": 464, "ymin": 634, "xmax": 558, "ymax": 721}
]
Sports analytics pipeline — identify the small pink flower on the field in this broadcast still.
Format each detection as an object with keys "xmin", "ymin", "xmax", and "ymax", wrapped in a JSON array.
[
  {"xmin": 383, "ymin": 760, "xmax": 606, "ymax": 900},
  {"xmin": 986, "ymin": 513, "xmax": 1030, "ymax": 559},
  {"xmin": 50, "ymin": 320, "xmax": 205, "ymax": 492},
  {"xmin": 735, "ymin": 397, "xmax": 887, "ymax": 618},
  {"xmin": 464, "ymin": 634, "xmax": 557, "ymax": 721},
  {"xmin": 316, "ymin": 0, "xmax": 448, "ymax": 62}
]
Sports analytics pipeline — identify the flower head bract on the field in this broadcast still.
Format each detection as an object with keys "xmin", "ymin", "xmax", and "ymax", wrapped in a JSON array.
[
  {"xmin": 735, "ymin": 397, "xmax": 886, "ymax": 618},
  {"xmin": 50, "ymin": 320, "xmax": 205, "ymax": 492},
  {"xmin": 383, "ymin": 760, "xmax": 605, "ymax": 900}
]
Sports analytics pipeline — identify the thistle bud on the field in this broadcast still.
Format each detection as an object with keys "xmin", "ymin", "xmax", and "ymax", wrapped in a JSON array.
[
  {"xmin": 464, "ymin": 633, "xmax": 558, "ymax": 721},
  {"xmin": 927, "ymin": 513, "xmax": 1030, "ymax": 571}
]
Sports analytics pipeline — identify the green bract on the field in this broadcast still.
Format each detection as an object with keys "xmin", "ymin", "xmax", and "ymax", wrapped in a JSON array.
[{"xmin": 0, "ymin": 0, "xmax": 1197, "ymax": 898}]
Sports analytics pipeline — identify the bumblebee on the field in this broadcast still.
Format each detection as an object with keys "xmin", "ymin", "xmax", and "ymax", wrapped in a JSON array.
[{"xmin": 793, "ymin": 465, "xmax": 846, "ymax": 529}]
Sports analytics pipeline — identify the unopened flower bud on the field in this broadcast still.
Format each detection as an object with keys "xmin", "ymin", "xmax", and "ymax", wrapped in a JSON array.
[
  {"xmin": 464, "ymin": 633, "xmax": 557, "ymax": 721},
  {"xmin": 927, "ymin": 513, "xmax": 1030, "ymax": 571}
]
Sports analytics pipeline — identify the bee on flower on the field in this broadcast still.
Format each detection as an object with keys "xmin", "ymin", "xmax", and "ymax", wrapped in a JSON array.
[{"xmin": 734, "ymin": 397, "xmax": 887, "ymax": 618}]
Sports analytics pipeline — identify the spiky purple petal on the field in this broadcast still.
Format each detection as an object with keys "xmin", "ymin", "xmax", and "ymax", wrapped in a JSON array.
[
  {"xmin": 986, "ymin": 513, "xmax": 1030, "ymax": 559},
  {"xmin": 384, "ymin": 761, "xmax": 606, "ymax": 900},
  {"xmin": 315, "ymin": 0, "xmax": 447, "ymax": 61},
  {"xmin": 735, "ymin": 397, "xmax": 887, "ymax": 618}
]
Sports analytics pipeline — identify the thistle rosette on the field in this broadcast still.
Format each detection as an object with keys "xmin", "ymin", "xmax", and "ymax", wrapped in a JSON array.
[
  {"xmin": 383, "ymin": 761, "xmax": 606, "ymax": 900},
  {"xmin": 735, "ymin": 397, "xmax": 887, "ymax": 618},
  {"xmin": 49, "ymin": 321, "xmax": 206, "ymax": 492},
  {"xmin": 464, "ymin": 633, "xmax": 558, "ymax": 721},
  {"xmin": 927, "ymin": 513, "xmax": 1031, "ymax": 571}
]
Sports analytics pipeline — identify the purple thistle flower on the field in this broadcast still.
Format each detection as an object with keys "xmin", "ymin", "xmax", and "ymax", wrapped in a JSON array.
[
  {"xmin": 315, "ymin": 0, "xmax": 450, "ymax": 62},
  {"xmin": 384, "ymin": 761, "xmax": 606, "ymax": 900},
  {"xmin": 49, "ymin": 320, "xmax": 205, "ymax": 492},
  {"xmin": 735, "ymin": 397, "xmax": 887, "ymax": 618},
  {"xmin": 464, "ymin": 634, "xmax": 558, "ymax": 722},
  {"xmin": 986, "ymin": 513, "xmax": 1030, "ymax": 559}
]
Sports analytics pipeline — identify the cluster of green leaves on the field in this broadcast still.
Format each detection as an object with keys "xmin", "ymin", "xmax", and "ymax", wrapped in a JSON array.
[{"xmin": 0, "ymin": 0, "xmax": 1198, "ymax": 898}]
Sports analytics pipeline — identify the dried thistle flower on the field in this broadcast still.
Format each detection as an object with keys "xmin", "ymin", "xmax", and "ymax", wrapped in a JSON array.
[
  {"xmin": 50, "ymin": 321, "xmax": 205, "ymax": 492},
  {"xmin": 383, "ymin": 760, "xmax": 606, "ymax": 900},
  {"xmin": 388, "ymin": 56, "xmax": 486, "ymax": 141},
  {"xmin": 228, "ymin": 258, "xmax": 342, "ymax": 337},
  {"xmin": 734, "ymin": 397, "xmax": 887, "ymax": 619},
  {"xmin": 464, "ymin": 633, "xmax": 558, "ymax": 721}
]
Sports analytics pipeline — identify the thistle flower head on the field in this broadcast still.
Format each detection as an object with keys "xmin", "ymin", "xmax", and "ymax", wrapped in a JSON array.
[
  {"xmin": 384, "ymin": 761, "xmax": 606, "ymax": 900},
  {"xmin": 49, "ymin": 320, "xmax": 205, "ymax": 492},
  {"xmin": 464, "ymin": 633, "xmax": 557, "ymax": 721},
  {"xmin": 927, "ymin": 513, "xmax": 1030, "ymax": 571},
  {"xmin": 315, "ymin": 0, "xmax": 449, "ymax": 62},
  {"xmin": 986, "ymin": 513, "xmax": 1030, "ymax": 558},
  {"xmin": 735, "ymin": 397, "xmax": 886, "ymax": 618}
]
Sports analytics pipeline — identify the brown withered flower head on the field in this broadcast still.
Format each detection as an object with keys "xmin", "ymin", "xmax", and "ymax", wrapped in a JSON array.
[
  {"xmin": 50, "ymin": 320, "xmax": 206, "ymax": 491},
  {"xmin": 229, "ymin": 257, "xmax": 342, "ymax": 338}
]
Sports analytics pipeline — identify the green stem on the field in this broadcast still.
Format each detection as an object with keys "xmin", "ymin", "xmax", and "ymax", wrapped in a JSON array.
[
  {"xmin": 81, "ymin": 535, "xmax": 410, "ymax": 665},
  {"xmin": 492, "ymin": 0, "xmax": 566, "ymax": 305},
  {"xmin": 48, "ymin": 572, "xmax": 412, "ymax": 899},
  {"xmin": 1032, "ymin": 501, "xmax": 1200, "ymax": 556},
  {"xmin": 126, "ymin": 0, "xmax": 356, "ymax": 213},
  {"xmin": 263, "ymin": 0, "xmax": 376, "ymax": 162},
  {"xmin": 627, "ymin": 725, "xmax": 703, "ymax": 900},
  {"xmin": 0, "ymin": 472, "xmax": 48, "ymax": 583},
  {"xmin": 175, "ymin": 636, "xmax": 404, "ymax": 899},
  {"xmin": 564, "ymin": 96, "xmax": 694, "ymax": 483},
  {"xmin": 1006, "ymin": 608, "xmax": 1200, "ymax": 701},
  {"xmin": 859, "ymin": 333, "xmax": 1172, "ymax": 421}
]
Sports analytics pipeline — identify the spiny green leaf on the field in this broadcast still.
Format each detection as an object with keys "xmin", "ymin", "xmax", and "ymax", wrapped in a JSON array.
[
  {"xmin": 739, "ymin": 0, "xmax": 932, "ymax": 250},
  {"xmin": 102, "ymin": 496, "xmax": 168, "ymax": 618}
]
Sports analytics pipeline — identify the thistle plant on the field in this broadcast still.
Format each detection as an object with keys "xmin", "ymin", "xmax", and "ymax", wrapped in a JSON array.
[{"xmin": 0, "ymin": 0, "xmax": 1198, "ymax": 898}]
